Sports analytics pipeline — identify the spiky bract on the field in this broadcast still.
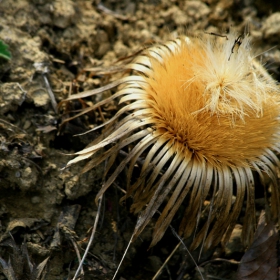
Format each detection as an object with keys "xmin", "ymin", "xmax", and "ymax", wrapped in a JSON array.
[{"xmin": 66, "ymin": 33, "xmax": 280, "ymax": 250}]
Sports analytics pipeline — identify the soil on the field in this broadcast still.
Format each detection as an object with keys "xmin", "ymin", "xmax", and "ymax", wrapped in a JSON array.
[{"xmin": 0, "ymin": 0, "xmax": 280, "ymax": 280}]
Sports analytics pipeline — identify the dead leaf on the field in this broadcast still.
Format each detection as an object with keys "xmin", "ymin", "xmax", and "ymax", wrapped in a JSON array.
[
  {"xmin": 237, "ymin": 211, "xmax": 278, "ymax": 280},
  {"xmin": 0, "ymin": 218, "xmax": 47, "ymax": 243}
]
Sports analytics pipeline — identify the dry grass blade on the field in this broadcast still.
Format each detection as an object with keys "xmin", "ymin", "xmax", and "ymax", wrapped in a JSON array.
[
  {"xmin": 152, "ymin": 242, "xmax": 181, "ymax": 280},
  {"xmin": 112, "ymin": 230, "xmax": 135, "ymax": 280},
  {"xmin": 0, "ymin": 236, "xmax": 50, "ymax": 280},
  {"xmin": 60, "ymin": 77, "xmax": 130, "ymax": 102},
  {"xmin": 30, "ymin": 257, "xmax": 50, "ymax": 280},
  {"xmin": 0, "ymin": 257, "xmax": 16, "ymax": 280},
  {"xmin": 7, "ymin": 236, "xmax": 23, "ymax": 278},
  {"xmin": 237, "ymin": 211, "xmax": 278, "ymax": 280},
  {"xmin": 170, "ymin": 226, "xmax": 205, "ymax": 280}
]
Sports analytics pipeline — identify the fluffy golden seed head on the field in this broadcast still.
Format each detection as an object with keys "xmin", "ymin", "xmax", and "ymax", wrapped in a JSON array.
[
  {"xmin": 66, "ymin": 32, "xmax": 280, "ymax": 250},
  {"xmin": 141, "ymin": 35, "xmax": 280, "ymax": 168}
]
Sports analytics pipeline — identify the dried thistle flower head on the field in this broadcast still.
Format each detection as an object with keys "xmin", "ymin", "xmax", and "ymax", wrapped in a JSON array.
[{"xmin": 66, "ymin": 32, "xmax": 280, "ymax": 250}]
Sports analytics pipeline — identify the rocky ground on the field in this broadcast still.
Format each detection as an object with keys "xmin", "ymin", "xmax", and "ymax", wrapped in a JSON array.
[{"xmin": 0, "ymin": 0, "xmax": 280, "ymax": 279}]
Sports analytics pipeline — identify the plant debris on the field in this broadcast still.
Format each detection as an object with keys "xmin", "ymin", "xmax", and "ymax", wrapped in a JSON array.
[
  {"xmin": 237, "ymin": 211, "xmax": 278, "ymax": 280},
  {"xmin": 0, "ymin": 235, "xmax": 49, "ymax": 280}
]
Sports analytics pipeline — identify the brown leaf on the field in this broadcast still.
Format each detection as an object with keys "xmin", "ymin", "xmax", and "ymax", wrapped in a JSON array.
[{"xmin": 237, "ymin": 211, "xmax": 278, "ymax": 280}]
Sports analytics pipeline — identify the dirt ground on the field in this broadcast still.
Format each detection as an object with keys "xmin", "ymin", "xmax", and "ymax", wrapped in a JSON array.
[{"xmin": 0, "ymin": 0, "xmax": 280, "ymax": 279}]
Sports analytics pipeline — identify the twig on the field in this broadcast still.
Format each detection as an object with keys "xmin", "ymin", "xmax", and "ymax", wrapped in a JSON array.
[
  {"xmin": 33, "ymin": 62, "xmax": 58, "ymax": 113},
  {"xmin": 70, "ymin": 238, "xmax": 84, "ymax": 277},
  {"xmin": 112, "ymin": 223, "xmax": 136, "ymax": 280},
  {"xmin": 152, "ymin": 242, "xmax": 181, "ymax": 280},
  {"xmin": 43, "ymin": 74, "xmax": 58, "ymax": 113},
  {"xmin": 169, "ymin": 225, "xmax": 205, "ymax": 280},
  {"xmin": 72, "ymin": 194, "xmax": 103, "ymax": 280},
  {"xmin": 200, "ymin": 258, "xmax": 239, "ymax": 267}
]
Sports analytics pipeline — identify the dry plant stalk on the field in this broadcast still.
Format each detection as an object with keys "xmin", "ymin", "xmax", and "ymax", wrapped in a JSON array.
[{"xmin": 65, "ymin": 32, "xmax": 280, "ymax": 250}]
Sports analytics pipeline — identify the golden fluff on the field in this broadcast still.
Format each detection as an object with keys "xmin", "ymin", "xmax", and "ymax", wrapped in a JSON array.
[{"xmin": 65, "ymin": 33, "xmax": 280, "ymax": 250}]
